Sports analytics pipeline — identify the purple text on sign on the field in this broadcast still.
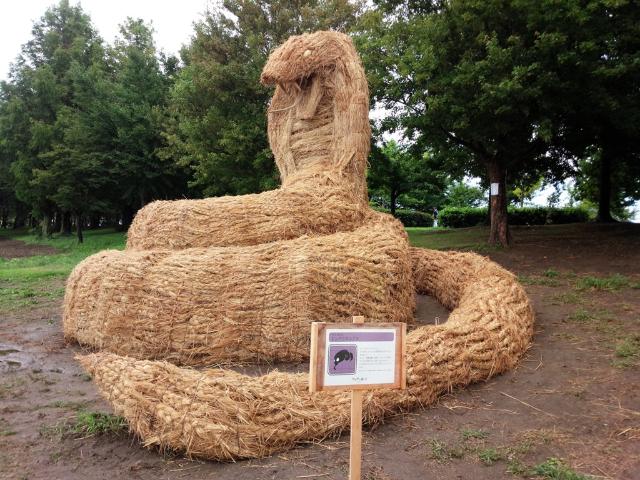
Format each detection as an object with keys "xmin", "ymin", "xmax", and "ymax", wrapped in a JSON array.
[{"xmin": 329, "ymin": 331, "xmax": 394, "ymax": 342}]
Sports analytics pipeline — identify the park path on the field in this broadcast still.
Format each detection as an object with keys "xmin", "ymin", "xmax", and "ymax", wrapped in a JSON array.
[{"xmin": 0, "ymin": 236, "xmax": 58, "ymax": 259}]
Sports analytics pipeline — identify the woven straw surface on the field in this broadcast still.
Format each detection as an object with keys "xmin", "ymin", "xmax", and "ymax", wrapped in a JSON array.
[
  {"xmin": 78, "ymin": 248, "xmax": 534, "ymax": 460},
  {"xmin": 65, "ymin": 31, "xmax": 535, "ymax": 462},
  {"xmin": 126, "ymin": 31, "xmax": 370, "ymax": 251},
  {"xmin": 64, "ymin": 213, "xmax": 414, "ymax": 365},
  {"xmin": 64, "ymin": 31, "xmax": 392, "ymax": 364}
]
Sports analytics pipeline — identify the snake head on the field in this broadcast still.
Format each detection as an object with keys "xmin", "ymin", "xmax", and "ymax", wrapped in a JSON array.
[
  {"xmin": 261, "ymin": 31, "xmax": 370, "ymax": 196},
  {"xmin": 260, "ymin": 31, "xmax": 352, "ymax": 86}
]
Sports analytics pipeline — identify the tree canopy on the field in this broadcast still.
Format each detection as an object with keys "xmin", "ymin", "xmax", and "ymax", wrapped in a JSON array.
[
  {"xmin": 0, "ymin": 0, "xmax": 638, "ymax": 244},
  {"xmin": 368, "ymin": 140, "xmax": 448, "ymax": 214},
  {"xmin": 358, "ymin": 0, "xmax": 640, "ymax": 244},
  {"xmin": 163, "ymin": 0, "xmax": 364, "ymax": 197},
  {"xmin": 0, "ymin": 1, "xmax": 186, "ymax": 239}
]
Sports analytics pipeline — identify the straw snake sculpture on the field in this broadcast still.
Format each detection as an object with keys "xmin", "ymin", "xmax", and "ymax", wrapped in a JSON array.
[{"xmin": 64, "ymin": 31, "xmax": 534, "ymax": 460}]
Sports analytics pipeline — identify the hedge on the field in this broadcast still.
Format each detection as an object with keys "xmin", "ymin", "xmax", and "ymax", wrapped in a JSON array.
[
  {"xmin": 508, "ymin": 207, "xmax": 549, "ymax": 226},
  {"xmin": 439, "ymin": 206, "xmax": 591, "ymax": 228},
  {"xmin": 371, "ymin": 205, "xmax": 434, "ymax": 227},
  {"xmin": 395, "ymin": 209, "xmax": 434, "ymax": 227},
  {"xmin": 546, "ymin": 207, "xmax": 590, "ymax": 224},
  {"xmin": 439, "ymin": 207, "xmax": 488, "ymax": 228}
]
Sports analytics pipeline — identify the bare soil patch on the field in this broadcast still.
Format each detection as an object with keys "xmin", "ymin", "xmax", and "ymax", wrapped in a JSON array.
[
  {"xmin": 1, "ymin": 224, "xmax": 638, "ymax": 480},
  {"xmin": 0, "ymin": 237, "xmax": 58, "ymax": 259}
]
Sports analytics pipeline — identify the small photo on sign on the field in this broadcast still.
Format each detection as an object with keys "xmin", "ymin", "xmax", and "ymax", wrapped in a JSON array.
[{"xmin": 328, "ymin": 344, "xmax": 357, "ymax": 375}]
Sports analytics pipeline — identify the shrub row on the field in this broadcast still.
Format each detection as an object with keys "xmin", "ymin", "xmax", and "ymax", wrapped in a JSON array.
[
  {"xmin": 395, "ymin": 209, "xmax": 434, "ymax": 227},
  {"xmin": 371, "ymin": 205, "xmax": 434, "ymax": 227},
  {"xmin": 439, "ymin": 206, "xmax": 590, "ymax": 228},
  {"xmin": 545, "ymin": 207, "xmax": 591, "ymax": 224},
  {"xmin": 439, "ymin": 207, "xmax": 488, "ymax": 228}
]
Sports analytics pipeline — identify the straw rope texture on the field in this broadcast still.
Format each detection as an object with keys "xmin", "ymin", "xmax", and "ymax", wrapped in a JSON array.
[
  {"xmin": 126, "ymin": 31, "xmax": 370, "ymax": 251},
  {"xmin": 64, "ymin": 213, "xmax": 415, "ymax": 365},
  {"xmin": 64, "ymin": 31, "xmax": 535, "ymax": 461},
  {"xmin": 78, "ymin": 248, "xmax": 533, "ymax": 460}
]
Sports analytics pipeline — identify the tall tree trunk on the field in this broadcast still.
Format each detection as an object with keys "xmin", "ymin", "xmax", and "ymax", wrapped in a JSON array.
[
  {"xmin": 61, "ymin": 212, "xmax": 72, "ymax": 235},
  {"xmin": 89, "ymin": 215, "xmax": 100, "ymax": 229},
  {"xmin": 390, "ymin": 190, "xmax": 397, "ymax": 216},
  {"xmin": 75, "ymin": 214, "xmax": 84, "ymax": 243},
  {"xmin": 120, "ymin": 206, "xmax": 134, "ymax": 232},
  {"xmin": 13, "ymin": 204, "xmax": 26, "ymax": 229},
  {"xmin": 487, "ymin": 159, "xmax": 511, "ymax": 246},
  {"xmin": 12, "ymin": 215, "xmax": 22, "ymax": 229},
  {"xmin": 596, "ymin": 146, "xmax": 614, "ymax": 222},
  {"xmin": 40, "ymin": 213, "xmax": 51, "ymax": 238},
  {"xmin": 1, "ymin": 210, "xmax": 7, "ymax": 228},
  {"xmin": 52, "ymin": 211, "xmax": 61, "ymax": 233}
]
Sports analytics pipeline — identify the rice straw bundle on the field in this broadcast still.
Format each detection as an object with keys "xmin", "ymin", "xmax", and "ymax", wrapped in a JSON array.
[
  {"xmin": 126, "ymin": 31, "xmax": 370, "ymax": 251},
  {"xmin": 65, "ymin": 30, "xmax": 535, "ymax": 462},
  {"xmin": 64, "ymin": 213, "xmax": 414, "ymax": 365},
  {"xmin": 78, "ymin": 248, "xmax": 534, "ymax": 460},
  {"xmin": 125, "ymin": 184, "xmax": 369, "ymax": 250},
  {"xmin": 63, "ymin": 31, "xmax": 390, "ymax": 364}
]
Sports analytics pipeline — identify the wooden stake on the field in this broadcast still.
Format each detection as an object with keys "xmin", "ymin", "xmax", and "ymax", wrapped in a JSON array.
[{"xmin": 349, "ymin": 315, "xmax": 364, "ymax": 480}]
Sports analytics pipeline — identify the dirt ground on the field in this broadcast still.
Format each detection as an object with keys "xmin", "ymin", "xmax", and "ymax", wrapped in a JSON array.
[
  {"xmin": 1, "ymin": 224, "xmax": 639, "ymax": 480},
  {"xmin": 0, "ymin": 237, "xmax": 58, "ymax": 259}
]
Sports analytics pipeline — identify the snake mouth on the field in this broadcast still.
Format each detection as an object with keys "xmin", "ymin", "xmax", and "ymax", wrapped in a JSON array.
[
  {"xmin": 268, "ymin": 72, "xmax": 326, "ymax": 119},
  {"xmin": 260, "ymin": 31, "xmax": 348, "ymax": 86}
]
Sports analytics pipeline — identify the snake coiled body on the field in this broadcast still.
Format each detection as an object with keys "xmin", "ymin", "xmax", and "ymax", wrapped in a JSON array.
[{"xmin": 64, "ymin": 32, "xmax": 534, "ymax": 460}]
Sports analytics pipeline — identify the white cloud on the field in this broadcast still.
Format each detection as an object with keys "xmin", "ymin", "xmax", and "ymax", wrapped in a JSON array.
[{"xmin": 1, "ymin": 0, "xmax": 211, "ymax": 80}]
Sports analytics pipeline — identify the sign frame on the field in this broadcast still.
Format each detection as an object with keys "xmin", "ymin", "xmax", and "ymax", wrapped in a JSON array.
[{"xmin": 309, "ymin": 321, "xmax": 406, "ymax": 393}]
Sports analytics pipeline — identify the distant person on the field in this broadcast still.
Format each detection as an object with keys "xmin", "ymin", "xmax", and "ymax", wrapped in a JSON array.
[{"xmin": 432, "ymin": 207, "xmax": 438, "ymax": 227}]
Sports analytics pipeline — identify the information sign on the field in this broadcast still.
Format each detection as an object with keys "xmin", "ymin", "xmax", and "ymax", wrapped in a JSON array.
[{"xmin": 309, "ymin": 322, "xmax": 406, "ymax": 392}]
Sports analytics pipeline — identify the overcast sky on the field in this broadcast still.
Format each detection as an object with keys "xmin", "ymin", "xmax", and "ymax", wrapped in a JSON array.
[{"xmin": 1, "ymin": 0, "xmax": 212, "ymax": 80}]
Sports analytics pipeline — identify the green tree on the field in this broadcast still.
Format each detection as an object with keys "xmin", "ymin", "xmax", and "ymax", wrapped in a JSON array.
[
  {"xmin": 510, "ymin": 176, "xmax": 543, "ymax": 207},
  {"xmin": 443, "ymin": 181, "xmax": 486, "ymax": 208},
  {"xmin": 31, "ymin": 59, "xmax": 115, "ymax": 242},
  {"xmin": 368, "ymin": 140, "xmax": 446, "ymax": 214},
  {"xmin": 0, "ymin": 92, "xmax": 29, "ymax": 228},
  {"xmin": 3, "ymin": 0, "xmax": 103, "ymax": 236},
  {"xmin": 108, "ymin": 18, "xmax": 187, "ymax": 228},
  {"xmin": 546, "ymin": 0, "xmax": 640, "ymax": 222},
  {"xmin": 1, "ymin": 4, "xmax": 185, "ymax": 238},
  {"xmin": 572, "ymin": 154, "xmax": 637, "ymax": 221},
  {"xmin": 0, "ymin": 143, "xmax": 18, "ymax": 228},
  {"xmin": 164, "ymin": 0, "xmax": 364, "ymax": 197},
  {"xmin": 359, "ymin": 0, "xmax": 581, "ymax": 245}
]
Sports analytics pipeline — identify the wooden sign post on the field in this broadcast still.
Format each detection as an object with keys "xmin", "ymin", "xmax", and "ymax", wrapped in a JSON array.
[
  {"xmin": 349, "ymin": 315, "xmax": 365, "ymax": 480},
  {"xmin": 309, "ymin": 316, "xmax": 406, "ymax": 480}
]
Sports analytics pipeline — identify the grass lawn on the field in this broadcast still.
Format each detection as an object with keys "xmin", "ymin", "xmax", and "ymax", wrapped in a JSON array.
[
  {"xmin": 0, "ymin": 228, "xmax": 125, "ymax": 282},
  {"xmin": 0, "ymin": 229, "xmax": 126, "ymax": 311},
  {"xmin": 406, "ymin": 226, "xmax": 494, "ymax": 251}
]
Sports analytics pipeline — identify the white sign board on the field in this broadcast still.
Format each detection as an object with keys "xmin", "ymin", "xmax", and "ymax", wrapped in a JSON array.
[
  {"xmin": 490, "ymin": 182, "xmax": 500, "ymax": 196},
  {"xmin": 309, "ymin": 322, "xmax": 406, "ymax": 392}
]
